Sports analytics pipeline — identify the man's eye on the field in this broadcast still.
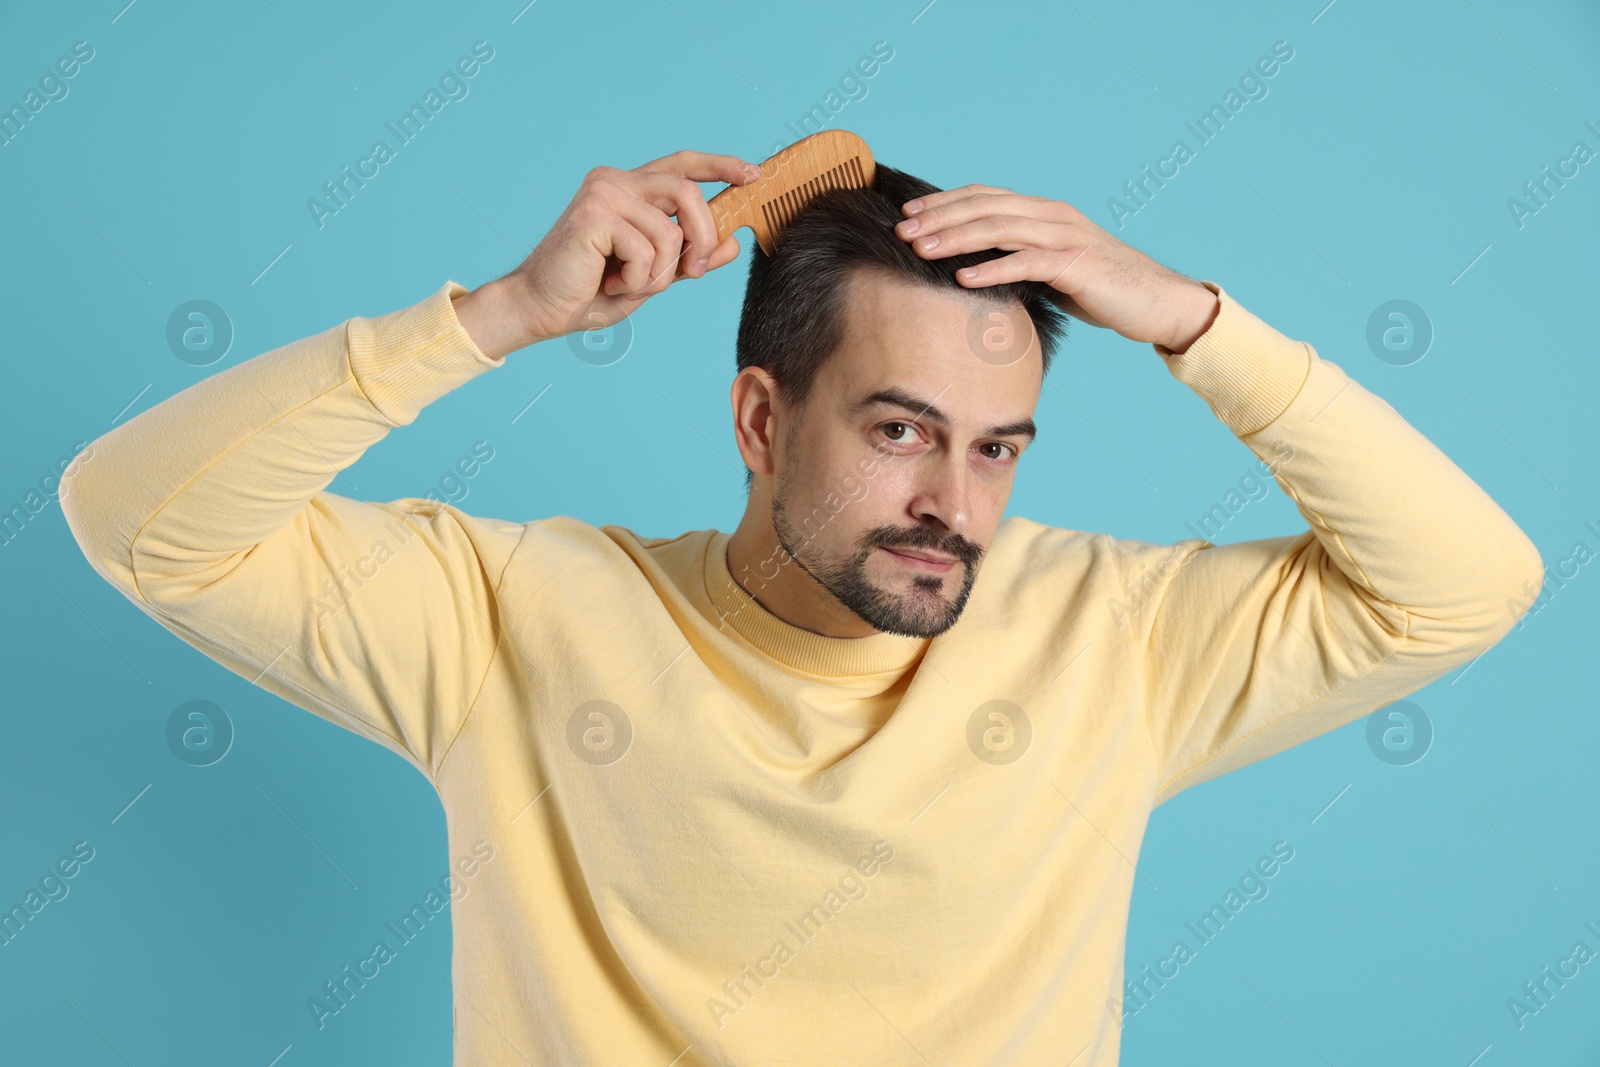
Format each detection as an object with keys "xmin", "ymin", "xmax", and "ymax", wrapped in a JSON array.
[
  {"xmin": 882, "ymin": 421, "xmax": 916, "ymax": 442},
  {"xmin": 979, "ymin": 442, "xmax": 1018, "ymax": 462}
]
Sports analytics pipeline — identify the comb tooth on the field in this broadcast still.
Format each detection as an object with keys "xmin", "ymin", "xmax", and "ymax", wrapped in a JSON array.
[
  {"xmin": 759, "ymin": 152, "xmax": 871, "ymax": 247},
  {"xmin": 760, "ymin": 199, "xmax": 786, "ymax": 238}
]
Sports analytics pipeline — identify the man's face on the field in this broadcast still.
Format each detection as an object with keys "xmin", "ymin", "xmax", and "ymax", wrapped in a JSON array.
[{"xmin": 768, "ymin": 268, "xmax": 1043, "ymax": 638}]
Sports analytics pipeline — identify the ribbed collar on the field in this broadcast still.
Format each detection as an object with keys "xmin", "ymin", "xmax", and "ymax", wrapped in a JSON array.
[{"xmin": 702, "ymin": 531, "xmax": 931, "ymax": 678}]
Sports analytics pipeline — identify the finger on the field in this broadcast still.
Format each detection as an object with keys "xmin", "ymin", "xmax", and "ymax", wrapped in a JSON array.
[
  {"xmin": 903, "ymin": 213, "xmax": 1076, "ymax": 261},
  {"xmin": 899, "ymin": 182, "xmax": 1016, "ymax": 216},
  {"xmin": 636, "ymin": 149, "xmax": 762, "ymax": 188},
  {"xmin": 898, "ymin": 192, "xmax": 1069, "ymax": 243},
  {"xmin": 617, "ymin": 169, "xmax": 723, "ymax": 278},
  {"xmin": 592, "ymin": 210, "xmax": 659, "ymax": 297},
  {"xmin": 704, "ymin": 232, "xmax": 741, "ymax": 272},
  {"xmin": 1050, "ymin": 293, "xmax": 1104, "ymax": 329},
  {"xmin": 668, "ymin": 229, "xmax": 743, "ymax": 284},
  {"xmin": 952, "ymin": 247, "xmax": 1101, "ymax": 301},
  {"xmin": 602, "ymin": 190, "xmax": 688, "ymax": 297}
]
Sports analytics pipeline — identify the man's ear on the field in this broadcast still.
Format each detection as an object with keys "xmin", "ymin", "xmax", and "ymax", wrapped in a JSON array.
[{"xmin": 730, "ymin": 368, "xmax": 780, "ymax": 479}]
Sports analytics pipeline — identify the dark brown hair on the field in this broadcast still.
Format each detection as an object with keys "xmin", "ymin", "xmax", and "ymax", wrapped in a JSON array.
[{"xmin": 734, "ymin": 162, "xmax": 1069, "ymax": 489}]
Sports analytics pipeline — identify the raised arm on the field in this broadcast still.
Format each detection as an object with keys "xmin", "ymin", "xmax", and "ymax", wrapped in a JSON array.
[
  {"xmin": 58, "ymin": 281, "xmax": 527, "ymax": 779},
  {"xmin": 890, "ymin": 186, "xmax": 1543, "ymax": 803},
  {"xmin": 59, "ymin": 149, "xmax": 762, "ymax": 782},
  {"xmin": 1126, "ymin": 283, "xmax": 1541, "ymax": 801}
]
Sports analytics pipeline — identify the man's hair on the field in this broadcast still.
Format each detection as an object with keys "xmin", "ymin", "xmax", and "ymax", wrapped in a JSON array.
[{"xmin": 734, "ymin": 162, "xmax": 1070, "ymax": 490}]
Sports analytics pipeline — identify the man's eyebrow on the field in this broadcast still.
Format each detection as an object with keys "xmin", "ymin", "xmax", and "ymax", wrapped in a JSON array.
[{"xmin": 849, "ymin": 387, "xmax": 1037, "ymax": 442}]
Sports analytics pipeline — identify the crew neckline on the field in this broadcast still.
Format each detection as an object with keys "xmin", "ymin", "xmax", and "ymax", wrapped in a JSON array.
[{"xmin": 702, "ymin": 531, "xmax": 931, "ymax": 677}]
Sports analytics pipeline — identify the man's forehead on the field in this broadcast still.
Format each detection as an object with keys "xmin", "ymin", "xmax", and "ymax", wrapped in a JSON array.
[
  {"xmin": 826, "ymin": 266, "xmax": 1043, "ymax": 414},
  {"xmin": 841, "ymin": 265, "xmax": 984, "ymax": 336}
]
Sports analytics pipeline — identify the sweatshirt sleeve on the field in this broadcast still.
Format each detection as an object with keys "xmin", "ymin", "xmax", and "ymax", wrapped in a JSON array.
[
  {"xmin": 1128, "ymin": 281, "xmax": 1544, "ymax": 806},
  {"xmin": 58, "ymin": 280, "xmax": 524, "ymax": 783}
]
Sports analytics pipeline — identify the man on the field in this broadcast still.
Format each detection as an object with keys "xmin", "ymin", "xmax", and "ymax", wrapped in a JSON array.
[{"xmin": 61, "ymin": 147, "xmax": 1541, "ymax": 1065}]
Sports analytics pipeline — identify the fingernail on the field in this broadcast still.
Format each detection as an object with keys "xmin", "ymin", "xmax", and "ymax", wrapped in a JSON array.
[
  {"xmin": 898, "ymin": 218, "xmax": 920, "ymax": 235},
  {"xmin": 742, "ymin": 162, "xmax": 761, "ymax": 177},
  {"xmin": 693, "ymin": 257, "xmax": 709, "ymax": 275},
  {"xmin": 916, "ymin": 234, "xmax": 938, "ymax": 249},
  {"xmin": 904, "ymin": 199, "xmax": 924, "ymax": 214}
]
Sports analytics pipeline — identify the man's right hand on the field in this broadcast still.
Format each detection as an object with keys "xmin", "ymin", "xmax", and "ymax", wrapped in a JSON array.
[{"xmin": 453, "ymin": 149, "xmax": 762, "ymax": 360}]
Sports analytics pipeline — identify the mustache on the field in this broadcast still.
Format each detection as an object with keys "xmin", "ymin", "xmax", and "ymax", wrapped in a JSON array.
[{"xmin": 868, "ymin": 526, "xmax": 982, "ymax": 564}]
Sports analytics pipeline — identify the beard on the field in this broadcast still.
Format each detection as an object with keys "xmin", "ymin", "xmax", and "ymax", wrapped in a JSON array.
[{"xmin": 769, "ymin": 459, "xmax": 983, "ymax": 639}]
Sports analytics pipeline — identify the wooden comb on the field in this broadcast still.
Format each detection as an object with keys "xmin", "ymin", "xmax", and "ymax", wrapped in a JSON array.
[{"xmin": 675, "ymin": 128, "xmax": 876, "ymax": 279}]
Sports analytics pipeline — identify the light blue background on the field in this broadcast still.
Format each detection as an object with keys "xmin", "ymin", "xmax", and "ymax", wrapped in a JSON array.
[{"xmin": 2, "ymin": 0, "xmax": 1595, "ymax": 1063}]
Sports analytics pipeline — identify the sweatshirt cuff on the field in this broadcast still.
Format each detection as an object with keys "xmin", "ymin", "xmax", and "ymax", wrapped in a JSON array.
[
  {"xmin": 1153, "ymin": 280, "xmax": 1312, "ymax": 438},
  {"xmin": 346, "ymin": 279, "xmax": 503, "ymax": 427}
]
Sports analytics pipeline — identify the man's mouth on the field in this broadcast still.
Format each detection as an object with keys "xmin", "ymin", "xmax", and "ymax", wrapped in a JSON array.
[{"xmin": 880, "ymin": 545, "xmax": 959, "ymax": 572}]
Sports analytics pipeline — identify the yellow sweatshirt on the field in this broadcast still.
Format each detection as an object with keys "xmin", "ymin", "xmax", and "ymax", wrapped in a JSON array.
[{"xmin": 60, "ymin": 278, "xmax": 1541, "ymax": 1065}]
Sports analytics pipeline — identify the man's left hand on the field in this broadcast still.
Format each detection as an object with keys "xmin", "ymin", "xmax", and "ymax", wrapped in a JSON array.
[{"xmin": 893, "ymin": 184, "xmax": 1220, "ymax": 353}]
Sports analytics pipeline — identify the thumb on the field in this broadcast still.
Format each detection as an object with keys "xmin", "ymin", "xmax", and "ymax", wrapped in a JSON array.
[
  {"xmin": 704, "ymin": 234, "xmax": 742, "ymax": 272},
  {"xmin": 1049, "ymin": 291, "xmax": 1104, "ymax": 330}
]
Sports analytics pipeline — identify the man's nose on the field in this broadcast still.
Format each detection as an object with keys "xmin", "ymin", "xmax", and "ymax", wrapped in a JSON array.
[{"xmin": 908, "ymin": 450, "xmax": 971, "ymax": 536}]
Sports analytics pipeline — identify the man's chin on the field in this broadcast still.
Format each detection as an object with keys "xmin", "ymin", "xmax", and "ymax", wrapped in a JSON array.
[
  {"xmin": 870, "ymin": 611, "xmax": 962, "ymax": 640},
  {"xmin": 847, "ymin": 581, "xmax": 965, "ymax": 638}
]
